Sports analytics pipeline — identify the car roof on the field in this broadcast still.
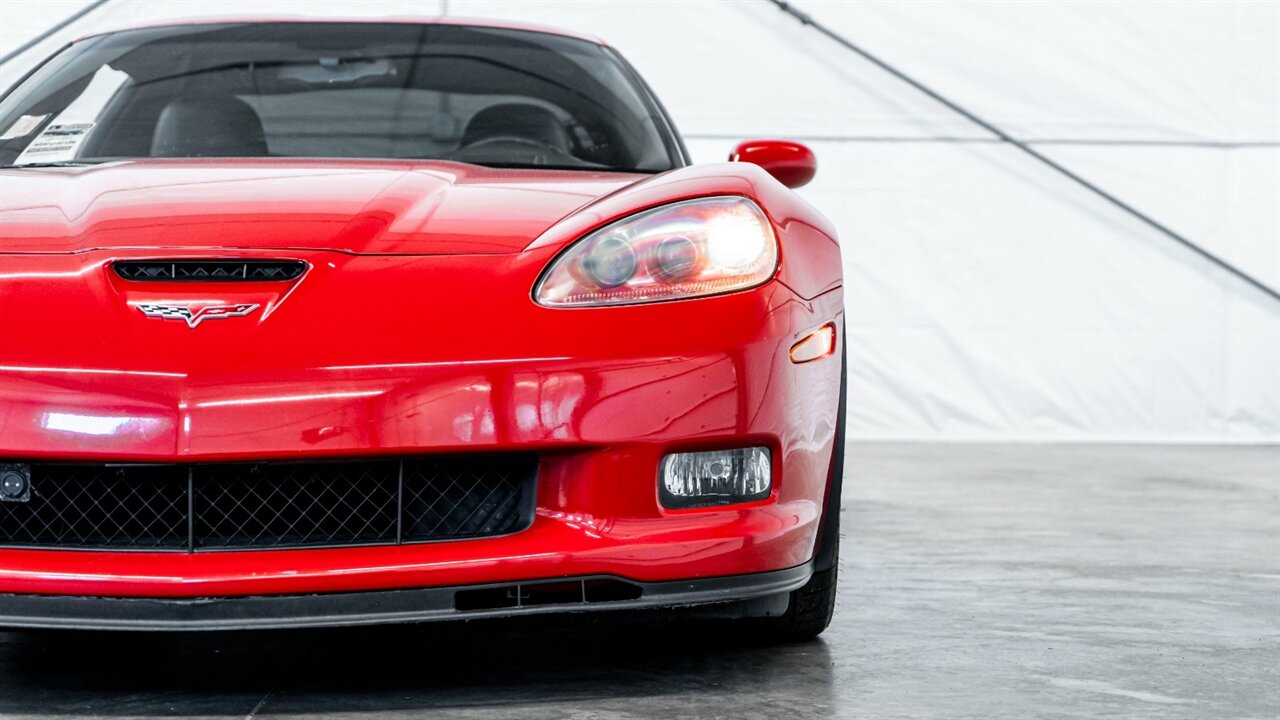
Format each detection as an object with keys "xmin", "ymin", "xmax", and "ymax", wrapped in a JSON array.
[{"xmin": 75, "ymin": 16, "xmax": 608, "ymax": 47}]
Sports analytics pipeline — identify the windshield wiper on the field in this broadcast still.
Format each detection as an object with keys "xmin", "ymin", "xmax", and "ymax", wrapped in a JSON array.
[
  {"xmin": 474, "ymin": 161, "xmax": 650, "ymax": 173},
  {"xmin": 4, "ymin": 160, "xmax": 104, "ymax": 169}
]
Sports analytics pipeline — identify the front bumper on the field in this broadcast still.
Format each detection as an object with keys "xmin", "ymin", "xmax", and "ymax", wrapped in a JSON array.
[
  {"xmin": 0, "ymin": 563, "xmax": 811, "ymax": 631},
  {"xmin": 0, "ymin": 277, "xmax": 844, "ymax": 603}
]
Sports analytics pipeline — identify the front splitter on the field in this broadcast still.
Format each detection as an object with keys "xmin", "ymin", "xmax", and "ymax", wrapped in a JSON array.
[{"xmin": 0, "ymin": 563, "xmax": 811, "ymax": 631}]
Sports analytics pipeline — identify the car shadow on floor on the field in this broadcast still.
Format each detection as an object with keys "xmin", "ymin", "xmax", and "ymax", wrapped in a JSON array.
[{"xmin": 0, "ymin": 615, "xmax": 836, "ymax": 717}]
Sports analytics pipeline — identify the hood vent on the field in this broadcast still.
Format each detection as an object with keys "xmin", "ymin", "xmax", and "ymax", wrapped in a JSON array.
[{"xmin": 113, "ymin": 260, "xmax": 307, "ymax": 282}]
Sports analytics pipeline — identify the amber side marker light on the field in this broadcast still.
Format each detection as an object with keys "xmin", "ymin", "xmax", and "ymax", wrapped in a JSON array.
[{"xmin": 790, "ymin": 323, "xmax": 837, "ymax": 364}]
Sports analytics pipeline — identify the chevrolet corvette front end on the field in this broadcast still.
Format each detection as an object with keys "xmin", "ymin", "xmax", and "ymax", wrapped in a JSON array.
[{"xmin": 0, "ymin": 19, "xmax": 844, "ymax": 638}]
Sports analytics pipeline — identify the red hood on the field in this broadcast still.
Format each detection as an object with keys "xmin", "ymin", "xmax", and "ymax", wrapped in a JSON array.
[{"xmin": 0, "ymin": 159, "xmax": 645, "ymax": 255}]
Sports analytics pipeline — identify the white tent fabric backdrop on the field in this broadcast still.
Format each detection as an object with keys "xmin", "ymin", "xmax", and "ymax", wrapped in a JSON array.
[{"xmin": 2, "ymin": 0, "xmax": 1277, "ymax": 442}]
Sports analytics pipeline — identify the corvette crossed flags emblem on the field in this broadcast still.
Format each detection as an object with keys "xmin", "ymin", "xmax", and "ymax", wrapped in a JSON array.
[{"xmin": 136, "ymin": 303, "xmax": 261, "ymax": 328}]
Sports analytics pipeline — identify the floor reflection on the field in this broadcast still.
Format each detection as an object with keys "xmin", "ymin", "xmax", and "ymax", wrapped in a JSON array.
[{"xmin": 1, "ymin": 614, "xmax": 836, "ymax": 718}]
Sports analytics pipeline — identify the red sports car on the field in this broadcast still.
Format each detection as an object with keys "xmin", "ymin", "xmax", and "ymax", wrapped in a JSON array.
[{"xmin": 0, "ymin": 18, "xmax": 844, "ymax": 639}]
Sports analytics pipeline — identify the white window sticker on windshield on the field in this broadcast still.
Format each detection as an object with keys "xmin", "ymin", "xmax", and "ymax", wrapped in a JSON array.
[
  {"xmin": 14, "ymin": 122, "xmax": 94, "ymax": 164},
  {"xmin": 0, "ymin": 114, "xmax": 48, "ymax": 140}
]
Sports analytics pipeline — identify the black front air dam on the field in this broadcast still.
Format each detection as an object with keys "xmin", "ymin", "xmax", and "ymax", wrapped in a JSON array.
[{"xmin": 0, "ymin": 563, "xmax": 811, "ymax": 631}]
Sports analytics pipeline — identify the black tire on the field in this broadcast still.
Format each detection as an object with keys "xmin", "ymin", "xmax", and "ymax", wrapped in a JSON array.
[{"xmin": 759, "ymin": 562, "xmax": 839, "ymax": 642}]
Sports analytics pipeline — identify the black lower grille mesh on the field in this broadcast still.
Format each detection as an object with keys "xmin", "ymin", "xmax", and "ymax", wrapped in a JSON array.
[
  {"xmin": 402, "ymin": 456, "xmax": 534, "ymax": 540},
  {"xmin": 192, "ymin": 461, "xmax": 401, "ymax": 549},
  {"xmin": 0, "ymin": 465, "xmax": 188, "ymax": 549},
  {"xmin": 0, "ymin": 455, "xmax": 536, "ymax": 551}
]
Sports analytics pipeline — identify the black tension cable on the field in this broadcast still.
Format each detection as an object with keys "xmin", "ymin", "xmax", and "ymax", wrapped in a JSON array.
[
  {"xmin": 766, "ymin": 0, "xmax": 1280, "ymax": 304},
  {"xmin": 0, "ymin": 0, "xmax": 113, "ymax": 67}
]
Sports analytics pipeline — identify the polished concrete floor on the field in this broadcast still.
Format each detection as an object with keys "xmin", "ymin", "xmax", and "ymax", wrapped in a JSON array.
[{"xmin": 0, "ymin": 444, "xmax": 1276, "ymax": 719}]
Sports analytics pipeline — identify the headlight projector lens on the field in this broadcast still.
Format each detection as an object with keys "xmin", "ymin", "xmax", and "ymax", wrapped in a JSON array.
[
  {"xmin": 654, "ymin": 235, "xmax": 699, "ymax": 282},
  {"xmin": 582, "ymin": 235, "xmax": 638, "ymax": 289}
]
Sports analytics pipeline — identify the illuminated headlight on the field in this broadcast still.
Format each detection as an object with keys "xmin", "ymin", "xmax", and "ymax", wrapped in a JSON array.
[
  {"xmin": 534, "ymin": 196, "xmax": 778, "ymax": 307},
  {"xmin": 659, "ymin": 447, "xmax": 772, "ymax": 509}
]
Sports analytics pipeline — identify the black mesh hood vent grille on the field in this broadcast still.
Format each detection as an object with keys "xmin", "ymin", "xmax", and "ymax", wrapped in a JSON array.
[{"xmin": 114, "ymin": 260, "xmax": 307, "ymax": 282}]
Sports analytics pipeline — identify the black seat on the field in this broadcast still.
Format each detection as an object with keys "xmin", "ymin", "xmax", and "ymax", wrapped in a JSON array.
[
  {"xmin": 460, "ymin": 103, "xmax": 571, "ymax": 152},
  {"xmin": 151, "ymin": 96, "xmax": 268, "ymax": 157}
]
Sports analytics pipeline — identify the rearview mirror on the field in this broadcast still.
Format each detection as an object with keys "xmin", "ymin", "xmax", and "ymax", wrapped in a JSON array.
[{"xmin": 729, "ymin": 140, "xmax": 816, "ymax": 189}]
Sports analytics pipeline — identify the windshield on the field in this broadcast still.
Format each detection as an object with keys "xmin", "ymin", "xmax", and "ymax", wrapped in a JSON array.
[{"xmin": 0, "ymin": 22, "xmax": 683, "ymax": 171}]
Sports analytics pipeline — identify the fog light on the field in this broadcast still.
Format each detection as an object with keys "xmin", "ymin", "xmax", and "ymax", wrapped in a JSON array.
[
  {"xmin": 660, "ymin": 447, "xmax": 771, "ymax": 509},
  {"xmin": 0, "ymin": 464, "xmax": 31, "ymax": 503}
]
